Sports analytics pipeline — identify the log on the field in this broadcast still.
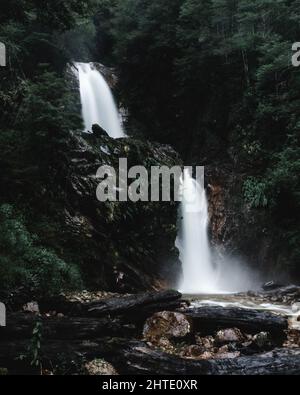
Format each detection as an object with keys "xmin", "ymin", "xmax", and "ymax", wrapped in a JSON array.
[
  {"xmin": 183, "ymin": 306, "xmax": 288, "ymax": 340},
  {"xmin": 1, "ymin": 339, "xmax": 299, "ymax": 375},
  {"xmin": 86, "ymin": 290, "xmax": 184, "ymax": 317},
  {"xmin": 108, "ymin": 340, "xmax": 300, "ymax": 375},
  {"xmin": 39, "ymin": 290, "xmax": 184, "ymax": 318},
  {"xmin": 0, "ymin": 313, "xmax": 136, "ymax": 341}
]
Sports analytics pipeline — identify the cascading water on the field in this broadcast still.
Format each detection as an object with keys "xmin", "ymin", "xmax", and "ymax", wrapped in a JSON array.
[
  {"xmin": 177, "ymin": 169, "xmax": 259, "ymax": 294},
  {"xmin": 76, "ymin": 62, "xmax": 125, "ymax": 138},
  {"xmin": 177, "ymin": 169, "xmax": 218, "ymax": 294}
]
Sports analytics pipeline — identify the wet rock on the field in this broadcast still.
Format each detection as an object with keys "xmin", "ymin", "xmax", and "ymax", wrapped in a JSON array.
[
  {"xmin": 154, "ymin": 338, "xmax": 175, "ymax": 353},
  {"xmin": 286, "ymin": 329, "xmax": 300, "ymax": 347},
  {"xmin": 197, "ymin": 351, "xmax": 214, "ymax": 360},
  {"xmin": 22, "ymin": 302, "xmax": 39, "ymax": 314},
  {"xmin": 252, "ymin": 332, "xmax": 272, "ymax": 349},
  {"xmin": 262, "ymin": 281, "xmax": 283, "ymax": 291},
  {"xmin": 195, "ymin": 335, "xmax": 215, "ymax": 350},
  {"xmin": 143, "ymin": 311, "xmax": 191, "ymax": 342},
  {"xmin": 84, "ymin": 359, "xmax": 118, "ymax": 375},
  {"xmin": 181, "ymin": 345, "xmax": 205, "ymax": 359},
  {"xmin": 92, "ymin": 124, "xmax": 109, "ymax": 138},
  {"xmin": 257, "ymin": 285, "xmax": 300, "ymax": 305},
  {"xmin": 215, "ymin": 328, "xmax": 245, "ymax": 345},
  {"xmin": 292, "ymin": 303, "xmax": 300, "ymax": 313},
  {"xmin": 55, "ymin": 131, "xmax": 182, "ymax": 292}
]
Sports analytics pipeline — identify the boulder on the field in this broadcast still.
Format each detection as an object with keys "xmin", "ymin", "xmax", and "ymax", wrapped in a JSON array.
[
  {"xmin": 92, "ymin": 124, "xmax": 109, "ymax": 138},
  {"xmin": 215, "ymin": 328, "xmax": 245, "ymax": 345},
  {"xmin": 143, "ymin": 311, "xmax": 191, "ymax": 342}
]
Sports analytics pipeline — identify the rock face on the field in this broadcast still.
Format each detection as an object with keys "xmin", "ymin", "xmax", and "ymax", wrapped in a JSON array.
[
  {"xmin": 206, "ymin": 165, "xmax": 293, "ymax": 281},
  {"xmin": 29, "ymin": 131, "xmax": 182, "ymax": 292}
]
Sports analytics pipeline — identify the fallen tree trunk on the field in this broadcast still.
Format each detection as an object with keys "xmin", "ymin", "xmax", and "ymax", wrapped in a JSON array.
[
  {"xmin": 0, "ymin": 313, "xmax": 137, "ymax": 341},
  {"xmin": 109, "ymin": 341, "xmax": 300, "ymax": 375},
  {"xmin": 85, "ymin": 290, "xmax": 184, "ymax": 317},
  {"xmin": 38, "ymin": 290, "xmax": 184, "ymax": 318},
  {"xmin": 183, "ymin": 306, "xmax": 288, "ymax": 340},
  {"xmin": 1, "ymin": 339, "xmax": 299, "ymax": 375}
]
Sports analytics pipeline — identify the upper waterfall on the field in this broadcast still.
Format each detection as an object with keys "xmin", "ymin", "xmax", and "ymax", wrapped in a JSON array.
[{"xmin": 76, "ymin": 62, "xmax": 125, "ymax": 138}]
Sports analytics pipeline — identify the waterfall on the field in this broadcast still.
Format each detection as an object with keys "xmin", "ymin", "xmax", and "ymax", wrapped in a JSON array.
[
  {"xmin": 177, "ymin": 169, "xmax": 218, "ymax": 294},
  {"xmin": 177, "ymin": 169, "xmax": 260, "ymax": 294},
  {"xmin": 76, "ymin": 62, "xmax": 125, "ymax": 138}
]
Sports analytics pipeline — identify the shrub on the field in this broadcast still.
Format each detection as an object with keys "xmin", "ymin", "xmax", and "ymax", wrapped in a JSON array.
[{"xmin": 0, "ymin": 204, "xmax": 82, "ymax": 296}]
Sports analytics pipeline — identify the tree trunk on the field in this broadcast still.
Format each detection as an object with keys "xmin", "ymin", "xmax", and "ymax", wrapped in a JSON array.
[{"xmin": 183, "ymin": 306, "xmax": 288, "ymax": 341}]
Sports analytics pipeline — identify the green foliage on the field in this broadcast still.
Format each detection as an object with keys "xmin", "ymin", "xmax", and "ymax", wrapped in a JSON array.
[
  {"xmin": 16, "ymin": 70, "xmax": 82, "ymax": 136},
  {"xmin": 0, "ymin": 204, "xmax": 82, "ymax": 296},
  {"xmin": 28, "ymin": 320, "xmax": 43, "ymax": 369},
  {"xmin": 244, "ymin": 137, "xmax": 300, "ymax": 211},
  {"xmin": 244, "ymin": 177, "xmax": 268, "ymax": 208}
]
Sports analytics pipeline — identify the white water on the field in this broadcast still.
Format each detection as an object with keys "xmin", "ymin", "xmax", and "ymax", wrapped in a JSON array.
[
  {"xmin": 76, "ymin": 62, "xmax": 125, "ymax": 138},
  {"xmin": 178, "ymin": 170, "xmax": 259, "ymax": 294},
  {"xmin": 178, "ymin": 169, "xmax": 217, "ymax": 294}
]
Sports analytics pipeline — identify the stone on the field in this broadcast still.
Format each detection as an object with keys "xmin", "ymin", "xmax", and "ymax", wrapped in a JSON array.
[
  {"xmin": 252, "ymin": 332, "xmax": 272, "ymax": 349},
  {"xmin": 84, "ymin": 359, "xmax": 118, "ymax": 375},
  {"xmin": 197, "ymin": 351, "xmax": 214, "ymax": 360},
  {"xmin": 292, "ymin": 303, "xmax": 300, "ymax": 313},
  {"xmin": 195, "ymin": 335, "xmax": 215, "ymax": 349},
  {"xmin": 215, "ymin": 328, "xmax": 245, "ymax": 345},
  {"xmin": 156, "ymin": 338, "xmax": 175, "ymax": 353},
  {"xmin": 181, "ymin": 345, "xmax": 205, "ymax": 358},
  {"xmin": 22, "ymin": 301, "xmax": 39, "ymax": 314},
  {"xmin": 92, "ymin": 123, "xmax": 109, "ymax": 137},
  {"xmin": 143, "ymin": 311, "xmax": 192, "ymax": 342},
  {"xmin": 262, "ymin": 281, "xmax": 283, "ymax": 291}
]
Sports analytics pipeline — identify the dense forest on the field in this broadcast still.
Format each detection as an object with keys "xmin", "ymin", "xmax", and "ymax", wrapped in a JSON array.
[
  {"xmin": 1, "ymin": 0, "xmax": 299, "ymax": 296},
  {"xmin": 94, "ymin": 0, "xmax": 300, "ymax": 278},
  {"xmin": 0, "ymin": 0, "xmax": 300, "ymax": 376}
]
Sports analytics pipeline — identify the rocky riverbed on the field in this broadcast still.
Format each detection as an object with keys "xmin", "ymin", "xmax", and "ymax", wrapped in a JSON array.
[{"xmin": 0, "ymin": 286, "xmax": 300, "ymax": 375}]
